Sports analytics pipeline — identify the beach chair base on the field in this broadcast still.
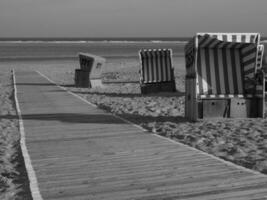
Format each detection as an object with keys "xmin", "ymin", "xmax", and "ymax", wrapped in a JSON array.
[
  {"xmin": 74, "ymin": 69, "xmax": 90, "ymax": 88},
  {"xmin": 91, "ymin": 79, "xmax": 105, "ymax": 88},
  {"xmin": 201, "ymin": 99, "xmax": 230, "ymax": 118},
  {"xmin": 197, "ymin": 97, "xmax": 262, "ymax": 119},
  {"xmin": 230, "ymin": 98, "xmax": 252, "ymax": 118},
  {"xmin": 140, "ymin": 81, "xmax": 176, "ymax": 94}
]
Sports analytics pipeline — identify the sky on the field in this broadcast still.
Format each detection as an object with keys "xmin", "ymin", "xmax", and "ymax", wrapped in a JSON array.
[{"xmin": 0, "ymin": 0, "xmax": 267, "ymax": 38}]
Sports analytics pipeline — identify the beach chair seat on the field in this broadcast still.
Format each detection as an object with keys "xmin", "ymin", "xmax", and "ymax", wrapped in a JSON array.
[
  {"xmin": 74, "ymin": 53, "xmax": 106, "ymax": 88},
  {"xmin": 139, "ymin": 49, "xmax": 176, "ymax": 94},
  {"xmin": 184, "ymin": 33, "xmax": 265, "ymax": 120}
]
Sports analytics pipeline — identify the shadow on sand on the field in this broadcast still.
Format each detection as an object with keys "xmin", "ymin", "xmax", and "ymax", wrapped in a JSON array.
[
  {"xmin": 116, "ymin": 113, "xmax": 187, "ymax": 125},
  {"xmin": 71, "ymin": 90, "xmax": 185, "ymax": 98}
]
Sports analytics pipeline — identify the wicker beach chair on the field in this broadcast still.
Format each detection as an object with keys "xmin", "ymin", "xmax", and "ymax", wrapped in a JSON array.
[
  {"xmin": 75, "ymin": 53, "xmax": 106, "ymax": 88},
  {"xmin": 184, "ymin": 33, "xmax": 265, "ymax": 121},
  {"xmin": 139, "ymin": 49, "xmax": 176, "ymax": 94}
]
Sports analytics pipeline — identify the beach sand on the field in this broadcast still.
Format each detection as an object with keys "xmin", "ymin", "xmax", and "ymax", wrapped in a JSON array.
[
  {"xmin": 0, "ymin": 56, "xmax": 266, "ymax": 199},
  {"xmin": 0, "ymin": 70, "xmax": 32, "ymax": 200}
]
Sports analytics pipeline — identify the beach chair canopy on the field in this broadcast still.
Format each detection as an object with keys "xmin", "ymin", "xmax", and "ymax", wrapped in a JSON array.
[
  {"xmin": 78, "ymin": 53, "xmax": 106, "ymax": 79},
  {"xmin": 139, "ymin": 49, "xmax": 174, "ymax": 84},
  {"xmin": 185, "ymin": 33, "xmax": 264, "ymax": 98}
]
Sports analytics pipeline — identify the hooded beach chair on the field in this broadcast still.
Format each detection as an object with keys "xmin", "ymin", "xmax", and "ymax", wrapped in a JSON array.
[
  {"xmin": 75, "ymin": 53, "xmax": 106, "ymax": 88},
  {"xmin": 139, "ymin": 49, "xmax": 176, "ymax": 94},
  {"xmin": 184, "ymin": 33, "xmax": 265, "ymax": 121}
]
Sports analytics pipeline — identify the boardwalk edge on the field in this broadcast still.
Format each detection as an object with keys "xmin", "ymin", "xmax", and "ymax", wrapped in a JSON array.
[
  {"xmin": 36, "ymin": 70, "xmax": 267, "ymax": 178},
  {"xmin": 12, "ymin": 70, "xmax": 43, "ymax": 200}
]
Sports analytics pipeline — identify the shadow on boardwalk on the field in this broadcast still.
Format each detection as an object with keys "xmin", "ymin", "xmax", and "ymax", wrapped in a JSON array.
[
  {"xmin": 16, "ymin": 83, "xmax": 55, "ymax": 86},
  {"xmin": 0, "ymin": 113, "xmax": 187, "ymax": 125},
  {"xmin": 0, "ymin": 114, "xmax": 125, "ymax": 124}
]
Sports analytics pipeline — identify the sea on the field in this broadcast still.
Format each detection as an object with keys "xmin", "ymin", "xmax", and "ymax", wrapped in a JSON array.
[{"xmin": 0, "ymin": 37, "xmax": 188, "ymax": 61}]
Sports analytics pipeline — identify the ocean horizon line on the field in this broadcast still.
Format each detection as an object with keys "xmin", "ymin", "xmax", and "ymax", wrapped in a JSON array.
[{"xmin": 0, "ymin": 37, "xmax": 190, "ymax": 43}]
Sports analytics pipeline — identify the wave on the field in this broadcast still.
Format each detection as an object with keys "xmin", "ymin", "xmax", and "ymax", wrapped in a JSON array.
[
  {"xmin": 0, "ymin": 56, "xmax": 77, "ymax": 61},
  {"xmin": 0, "ymin": 40, "xmax": 186, "ymax": 44},
  {"xmin": 150, "ymin": 40, "xmax": 187, "ymax": 43},
  {"xmin": 0, "ymin": 53, "xmax": 183, "ymax": 61},
  {"xmin": 0, "ymin": 40, "xmax": 89, "ymax": 44}
]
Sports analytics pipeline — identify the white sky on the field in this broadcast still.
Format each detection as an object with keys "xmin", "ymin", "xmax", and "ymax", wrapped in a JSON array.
[{"xmin": 0, "ymin": 0, "xmax": 267, "ymax": 37}]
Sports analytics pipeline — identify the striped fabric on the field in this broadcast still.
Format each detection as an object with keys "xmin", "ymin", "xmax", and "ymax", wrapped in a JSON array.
[
  {"xmin": 185, "ymin": 43, "xmax": 195, "ymax": 77},
  {"xmin": 139, "ymin": 49, "xmax": 174, "ymax": 83},
  {"xmin": 197, "ymin": 33, "xmax": 260, "ymax": 45},
  {"xmin": 185, "ymin": 37, "xmax": 197, "ymax": 80},
  {"xmin": 184, "ymin": 36, "xmax": 196, "ymax": 56},
  {"xmin": 199, "ymin": 94, "xmax": 255, "ymax": 99},
  {"xmin": 193, "ymin": 33, "xmax": 262, "ymax": 97},
  {"xmin": 255, "ymin": 45, "xmax": 265, "ymax": 98},
  {"xmin": 241, "ymin": 44, "xmax": 258, "ymax": 93},
  {"xmin": 254, "ymin": 70, "xmax": 265, "ymax": 97}
]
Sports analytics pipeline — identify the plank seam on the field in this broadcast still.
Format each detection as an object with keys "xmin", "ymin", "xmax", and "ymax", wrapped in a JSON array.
[
  {"xmin": 12, "ymin": 70, "xmax": 43, "ymax": 200},
  {"xmin": 35, "ymin": 70, "xmax": 267, "ymax": 178}
]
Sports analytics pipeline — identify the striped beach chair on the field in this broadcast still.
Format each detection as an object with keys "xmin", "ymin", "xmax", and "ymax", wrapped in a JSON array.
[
  {"xmin": 139, "ymin": 49, "xmax": 176, "ymax": 94},
  {"xmin": 184, "ymin": 33, "xmax": 265, "ymax": 120},
  {"xmin": 75, "ymin": 53, "xmax": 106, "ymax": 88}
]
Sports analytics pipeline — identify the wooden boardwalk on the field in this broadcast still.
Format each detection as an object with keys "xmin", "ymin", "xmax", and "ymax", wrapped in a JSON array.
[{"xmin": 15, "ymin": 71, "xmax": 267, "ymax": 200}]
